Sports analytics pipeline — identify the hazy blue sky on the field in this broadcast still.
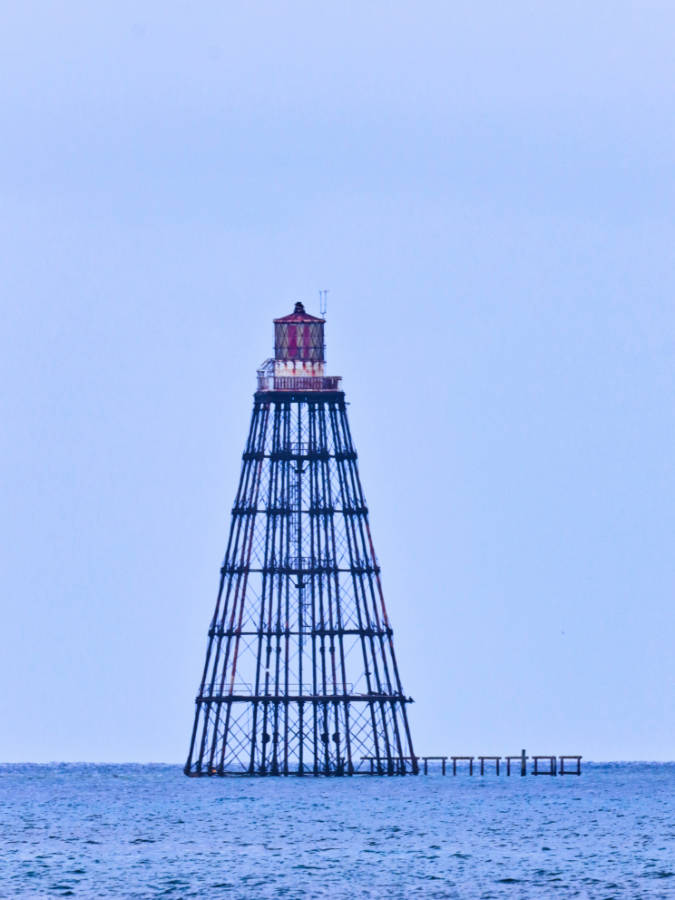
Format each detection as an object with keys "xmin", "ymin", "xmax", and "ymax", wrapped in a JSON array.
[{"xmin": 2, "ymin": 2, "xmax": 674, "ymax": 762}]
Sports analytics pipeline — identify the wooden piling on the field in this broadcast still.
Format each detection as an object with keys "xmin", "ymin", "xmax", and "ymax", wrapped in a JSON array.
[
  {"xmin": 478, "ymin": 756, "xmax": 501, "ymax": 775},
  {"xmin": 559, "ymin": 755, "xmax": 582, "ymax": 775},
  {"xmin": 451, "ymin": 756, "xmax": 474, "ymax": 775},
  {"xmin": 532, "ymin": 755, "xmax": 557, "ymax": 775}
]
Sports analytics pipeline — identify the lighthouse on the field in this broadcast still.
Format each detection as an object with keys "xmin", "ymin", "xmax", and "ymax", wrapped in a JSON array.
[{"xmin": 185, "ymin": 302, "xmax": 417, "ymax": 775}]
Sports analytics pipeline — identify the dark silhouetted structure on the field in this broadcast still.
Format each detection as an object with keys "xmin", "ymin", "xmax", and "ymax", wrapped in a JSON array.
[{"xmin": 185, "ymin": 303, "xmax": 417, "ymax": 775}]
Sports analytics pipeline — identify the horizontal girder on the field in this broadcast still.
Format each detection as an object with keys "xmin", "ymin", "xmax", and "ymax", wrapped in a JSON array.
[{"xmin": 185, "ymin": 393, "xmax": 417, "ymax": 776}]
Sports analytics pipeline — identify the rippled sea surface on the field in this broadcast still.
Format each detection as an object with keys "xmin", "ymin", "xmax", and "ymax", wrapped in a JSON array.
[{"xmin": 0, "ymin": 763, "xmax": 673, "ymax": 898}]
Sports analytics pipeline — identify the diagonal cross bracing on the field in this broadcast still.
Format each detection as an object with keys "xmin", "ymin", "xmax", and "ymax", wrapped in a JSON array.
[{"xmin": 185, "ymin": 388, "xmax": 417, "ymax": 776}]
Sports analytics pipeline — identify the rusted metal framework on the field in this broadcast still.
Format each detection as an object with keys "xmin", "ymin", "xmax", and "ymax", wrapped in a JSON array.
[{"xmin": 185, "ymin": 303, "xmax": 417, "ymax": 776}]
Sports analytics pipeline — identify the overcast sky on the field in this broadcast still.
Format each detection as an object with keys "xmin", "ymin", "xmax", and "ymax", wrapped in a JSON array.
[{"xmin": 1, "ymin": 1, "xmax": 674, "ymax": 762}]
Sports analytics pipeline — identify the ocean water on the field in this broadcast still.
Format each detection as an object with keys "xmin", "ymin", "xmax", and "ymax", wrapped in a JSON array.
[{"xmin": 0, "ymin": 763, "xmax": 673, "ymax": 898}]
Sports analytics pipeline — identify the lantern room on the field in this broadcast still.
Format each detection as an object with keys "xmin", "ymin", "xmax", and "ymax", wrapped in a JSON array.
[{"xmin": 273, "ymin": 302, "xmax": 325, "ymax": 377}]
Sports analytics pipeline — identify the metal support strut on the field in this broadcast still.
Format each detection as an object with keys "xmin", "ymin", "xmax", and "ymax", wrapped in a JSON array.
[{"xmin": 185, "ymin": 392, "xmax": 417, "ymax": 776}]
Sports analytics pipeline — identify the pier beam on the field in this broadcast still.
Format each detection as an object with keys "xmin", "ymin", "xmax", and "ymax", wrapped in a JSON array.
[
  {"xmin": 559, "ymin": 755, "xmax": 582, "ymax": 775},
  {"xmin": 532, "ymin": 755, "xmax": 557, "ymax": 776}
]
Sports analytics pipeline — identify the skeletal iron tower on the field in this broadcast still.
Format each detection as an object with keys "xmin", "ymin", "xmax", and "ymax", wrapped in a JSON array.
[{"xmin": 185, "ymin": 303, "xmax": 417, "ymax": 775}]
